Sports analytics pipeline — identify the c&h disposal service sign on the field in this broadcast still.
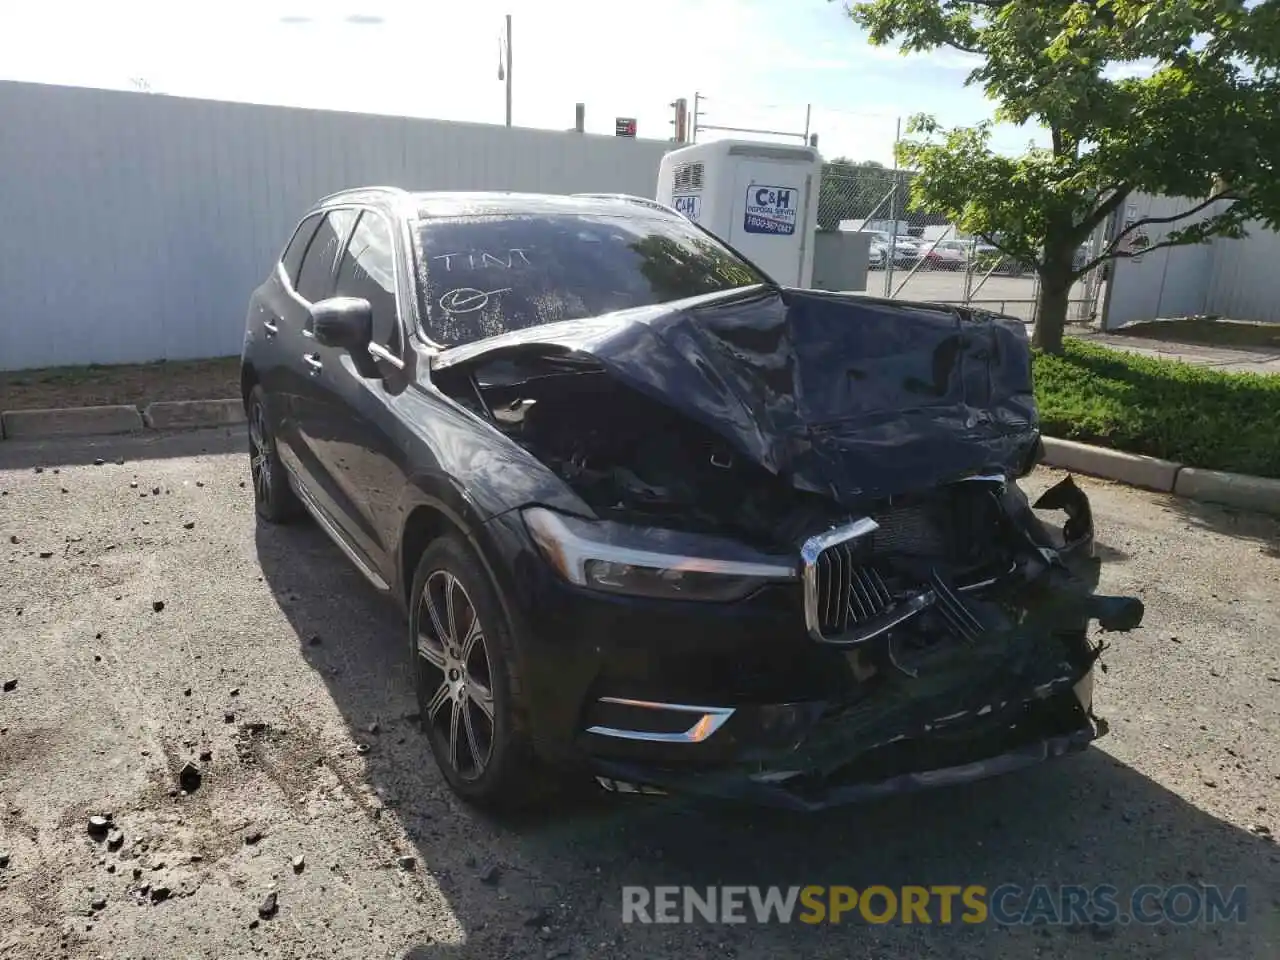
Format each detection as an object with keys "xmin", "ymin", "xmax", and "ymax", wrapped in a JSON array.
[{"xmin": 744, "ymin": 184, "xmax": 798, "ymax": 235}]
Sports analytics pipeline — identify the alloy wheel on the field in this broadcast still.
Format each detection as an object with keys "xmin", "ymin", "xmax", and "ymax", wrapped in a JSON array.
[
  {"xmin": 248, "ymin": 399, "xmax": 273, "ymax": 507},
  {"xmin": 417, "ymin": 570, "xmax": 496, "ymax": 781}
]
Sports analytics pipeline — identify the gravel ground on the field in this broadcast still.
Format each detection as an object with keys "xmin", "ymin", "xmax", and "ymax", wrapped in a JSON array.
[{"xmin": 1, "ymin": 428, "xmax": 1277, "ymax": 960}]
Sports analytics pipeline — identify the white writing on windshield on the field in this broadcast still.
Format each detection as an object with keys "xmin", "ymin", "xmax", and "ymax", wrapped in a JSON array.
[{"xmin": 431, "ymin": 249, "xmax": 532, "ymax": 271}]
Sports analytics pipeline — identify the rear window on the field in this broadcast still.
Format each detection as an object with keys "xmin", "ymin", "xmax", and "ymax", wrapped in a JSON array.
[{"xmin": 416, "ymin": 213, "xmax": 767, "ymax": 347}]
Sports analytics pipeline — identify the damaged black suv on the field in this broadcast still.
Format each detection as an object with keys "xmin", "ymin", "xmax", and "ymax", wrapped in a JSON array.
[{"xmin": 240, "ymin": 187, "xmax": 1143, "ymax": 810}]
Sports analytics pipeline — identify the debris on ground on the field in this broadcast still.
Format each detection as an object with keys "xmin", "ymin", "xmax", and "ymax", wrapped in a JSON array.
[
  {"xmin": 152, "ymin": 601, "xmax": 165, "ymax": 613},
  {"xmin": 397, "ymin": 855, "xmax": 416, "ymax": 871},
  {"xmin": 178, "ymin": 761, "xmax": 203, "ymax": 793},
  {"xmin": 478, "ymin": 863, "xmax": 501, "ymax": 885},
  {"xmin": 258, "ymin": 892, "xmax": 278, "ymax": 919},
  {"xmin": 2, "ymin": 679, "xmax": 16, "ymax": 692},
  {"xmin": 87, "ymin": 816, "xmax": 111, "ymax": 838},
  {"xmin": 244, "ymin": 829, "xmax": 264, "ymax": 846},
  {"xmin": 292, "ymin": 855, "xmax": 305, "ymax": 874}
]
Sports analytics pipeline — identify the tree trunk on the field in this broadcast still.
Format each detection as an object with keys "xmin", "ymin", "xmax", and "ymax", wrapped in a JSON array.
[
  {"xmin": 1032, "ymin": 234, "xmax": 1077, "ymax": 354},
  {"xmin": 1032, "ymin": 280, "xmax": 1071, "ymax": 354}
]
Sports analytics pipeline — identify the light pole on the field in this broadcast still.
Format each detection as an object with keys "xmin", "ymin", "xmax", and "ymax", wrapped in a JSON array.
[{"xmin": 498, "ymin": 14, "xmax": 513, "ymax": 127}]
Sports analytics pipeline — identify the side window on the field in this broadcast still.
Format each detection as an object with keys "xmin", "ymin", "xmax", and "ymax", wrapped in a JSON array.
[
  {"xmin": 280, "ymin": 214, "xmax": 322, "ymax": 289},
  {"xmin": 295, "ymin": 209, "xmax": 358, "ymax": 304},
  {"xmin": 334, "ymin": 211, "xmax": 401, "ymax": 351}
]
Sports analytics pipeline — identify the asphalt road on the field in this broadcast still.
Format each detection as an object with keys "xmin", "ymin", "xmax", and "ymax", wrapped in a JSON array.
[{"xmin": 1, "ymin": 429, "xmax": 1277, "ymax": 960}]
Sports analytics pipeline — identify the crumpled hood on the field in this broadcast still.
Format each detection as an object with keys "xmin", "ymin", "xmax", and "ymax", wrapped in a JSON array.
[{"xmin": 432, "ymin": 286, "xmax": 1040, "ymax": 504}]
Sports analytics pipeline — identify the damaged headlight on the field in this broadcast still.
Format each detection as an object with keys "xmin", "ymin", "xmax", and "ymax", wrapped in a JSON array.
[{"xmin": 522, "ymin": 507, "xmax": 796, "ymax": 602}]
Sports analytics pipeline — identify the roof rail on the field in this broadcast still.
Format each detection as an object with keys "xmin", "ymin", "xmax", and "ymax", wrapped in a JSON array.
[
  {"xmin": 571, "ymin": 193, "xmax": 677, "ymax": 215},
  {"xmin": 316, "ymin": 185, "xmax": 413, "ymax": 205}
]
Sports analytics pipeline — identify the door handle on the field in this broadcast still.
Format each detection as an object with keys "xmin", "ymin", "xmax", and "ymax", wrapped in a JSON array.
[
  {"xmin": 263, "ymin": 318, "xmax": 279, "ymax": 336},
  {"xmin": 303, "ymin": 353, "xmax": 323, "ymax": 374}
]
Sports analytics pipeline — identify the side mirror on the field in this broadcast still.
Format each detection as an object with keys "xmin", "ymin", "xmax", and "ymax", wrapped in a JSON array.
[{"xmin": 310, "ymin": 297, "xmax": 372, "ymax": 352}]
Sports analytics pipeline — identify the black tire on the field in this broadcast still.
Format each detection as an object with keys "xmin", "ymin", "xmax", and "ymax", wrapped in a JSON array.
[
  {"xmin": 409, "ymin": 532, "xmax": 541, "ymax": 809},
  {"xmin": 246, "ymin": 384, "xmax": 302, "ymax": 524}
]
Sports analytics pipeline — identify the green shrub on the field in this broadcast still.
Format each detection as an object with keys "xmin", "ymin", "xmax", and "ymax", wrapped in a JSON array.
[{"xmin": 1034, "ymin": 339, "xmax": 1280, "ymax": 478}]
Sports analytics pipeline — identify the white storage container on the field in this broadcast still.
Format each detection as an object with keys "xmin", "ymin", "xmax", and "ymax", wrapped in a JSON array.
[{"xmin": 656, "ymin": 139, "xmax": 822, "ymax": 288}]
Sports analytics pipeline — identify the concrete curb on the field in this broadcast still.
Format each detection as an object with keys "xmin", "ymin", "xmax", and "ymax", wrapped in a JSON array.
[
  {"xmin": 2, "ymin": 399, "xmax": 1277, "ymax": 517},
  {"xmin": 1, "ymin": 404, "xmax": 144, "ymax": 440},
  {"xmin": 1174, "ymin": 467, "xmax": 1280, "ymax": 515},
  {"xmin": 1040, "ymin": 437, "xmax": 1182, "ymax": 493},
  {"xmin": 1042, "ymin": 437, "xmax": 1280, "ymax": 517},
  {"xmin": 143, "ymin": 399, "xmax": 245, "ymax": 430}
]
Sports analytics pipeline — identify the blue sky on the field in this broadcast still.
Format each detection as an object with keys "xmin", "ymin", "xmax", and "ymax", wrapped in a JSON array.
[{"xmin": 0, "ymin": 0, "xmax": 1046, "ymax": 164}]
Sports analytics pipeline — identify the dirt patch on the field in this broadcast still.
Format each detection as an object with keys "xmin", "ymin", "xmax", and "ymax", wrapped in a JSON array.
[
  {"xmin": 0, "ymin": 358, "xmax": 240, "ymax": 412},
  {"xmin": 1114, "ymin": 316, "xmax": 1280, "ymax": 350}
]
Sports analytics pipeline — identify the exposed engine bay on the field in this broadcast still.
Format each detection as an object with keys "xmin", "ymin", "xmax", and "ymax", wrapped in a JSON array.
[{"xmin": 441, "ymin": 355, "xmax": 824, "ymax": 548}]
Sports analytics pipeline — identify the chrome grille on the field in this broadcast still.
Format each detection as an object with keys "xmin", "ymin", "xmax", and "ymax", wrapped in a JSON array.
[{"xmin": 816, "ymin": 542, "xmax": 893, "ymax": 637}]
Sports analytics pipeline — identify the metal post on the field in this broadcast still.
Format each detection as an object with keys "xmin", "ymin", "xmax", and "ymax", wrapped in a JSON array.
[
  {"xmin": 504, "ymin": 14, "xmax": 513, "ymax": 128},
  {"xmin": 884, "ymin": 181, "xmax": 897, "ymax": 298},
  {"xmin": 692, "ymin": 92, "xmax": 703, "ymax": 142},
  {"xmin": 803, "ymin": 104, "xmax": 811, "ymax": 141},
  {"xmin": 963, "ymin": 236, "xmax": 976, "ymax": 304}
]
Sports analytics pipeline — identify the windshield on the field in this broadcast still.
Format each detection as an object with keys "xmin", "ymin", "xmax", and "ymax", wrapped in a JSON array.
[{"xmin": 416, "ymin": 212, "xmax": 769, "ymax": 347}]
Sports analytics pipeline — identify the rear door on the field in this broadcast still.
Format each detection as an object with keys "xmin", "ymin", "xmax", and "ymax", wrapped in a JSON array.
[{"xmin": 249, "ymin": 213, "xmax": 322, "ymax": 456}]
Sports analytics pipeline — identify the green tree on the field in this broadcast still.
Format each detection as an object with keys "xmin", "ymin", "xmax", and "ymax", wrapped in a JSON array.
[{"xmin": 843, "ymin": 0, "xmax": 1280, "ymax": 353}]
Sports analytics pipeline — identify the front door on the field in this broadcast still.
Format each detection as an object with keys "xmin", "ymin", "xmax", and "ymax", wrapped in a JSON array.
[
  {"xmin": 292, "ymin": 209, "xmax": 410, "ymax": 581},
  {"xmin": 284, "ymin": 207, "xmax": 359, "ymax": 525}
]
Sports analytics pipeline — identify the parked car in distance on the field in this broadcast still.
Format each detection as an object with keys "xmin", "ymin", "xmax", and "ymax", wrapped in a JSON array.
[
  {"xmin": 241, "ymin": 188, "xmax": 1143, "ymax": 811},
  {"xmin": 919, "ymin": 239, "xmax": 968, "ymax": 270},
  {"xmin": 867, "ymin": 231, "xmax": 920, "ymax": 267}
]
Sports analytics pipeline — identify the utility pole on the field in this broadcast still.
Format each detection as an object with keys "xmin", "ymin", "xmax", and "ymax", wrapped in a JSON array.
[
  {"xmin": 692, "ymin": 92, "xmax": 703, "ymax": 143},
  {"xmin": 504, "ymin": 15, "xmax": 513, "ymax": 127},
  {"xmin": 670, "ymin": 98, "xmax": 689, "ymax": 143}
]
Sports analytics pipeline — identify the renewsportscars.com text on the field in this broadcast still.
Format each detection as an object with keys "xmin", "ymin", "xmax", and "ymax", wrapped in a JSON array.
[{"xmin": 621, "ymin": 884, "xmax": 1248, "ymax": 926}]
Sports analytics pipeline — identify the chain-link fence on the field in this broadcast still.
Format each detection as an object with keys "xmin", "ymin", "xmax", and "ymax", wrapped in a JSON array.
[{"xmin": 819, "ymin": 171, "xmax": 1108, "ymax": 325}]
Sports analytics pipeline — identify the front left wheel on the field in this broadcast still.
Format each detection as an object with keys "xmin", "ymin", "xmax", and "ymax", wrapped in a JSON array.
[{"xmin": 410, "ymin": 533, "xmax": 542, "ymax": 809}]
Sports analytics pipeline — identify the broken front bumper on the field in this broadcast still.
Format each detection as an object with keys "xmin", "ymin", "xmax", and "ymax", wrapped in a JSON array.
[{"xmin": 581, "ymin": 476, "xmax": 1143, "ymax": 810}]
